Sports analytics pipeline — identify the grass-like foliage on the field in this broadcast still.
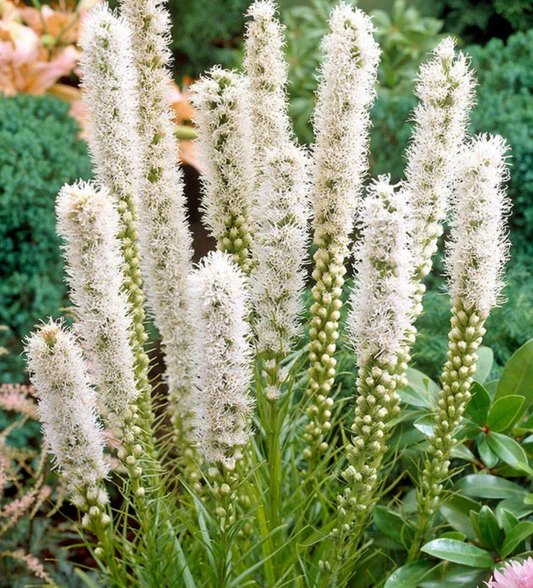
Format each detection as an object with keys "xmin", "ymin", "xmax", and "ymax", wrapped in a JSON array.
[{"xmin": 12, "ymin": 1, "xmax": 533, "ymax": 588}]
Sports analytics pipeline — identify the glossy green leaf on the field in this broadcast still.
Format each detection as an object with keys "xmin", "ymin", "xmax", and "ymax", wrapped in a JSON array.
[
  {"xmin": 496, "ymin": 497, "xmax": 533, "ymax": 524},
  {"xmin": 487, "ymin": 395, "xmax": 524, "ymax": 432},
  {"xmin": 414, "ymin": 414, "xmax": 435, "ymax": 437},
  {"xmin": 478, "ymin": 434, "xmax": 499, "ymax": 469},
  {"xmin": 501, "ymin": 521, "xmax": 533, "ymax": 557},
  {"xmin": 418, "ymin": 561, "xmax": 488, "ymax": 588},
  {"xmin": 466, "ymin": 382, "xmax": 491, "ymax": 425},
  {"xmin": 440, "ymin": 494, "xmax": 481, "ymax": 542},
  {"xmin": 494, "ymin": 339, "xmax": 533, "ymax": 428},
  {"xmin": 499, "ymin": 509, "xmax": 520, "ymax": 535},
  {"xmin": 451, "ymin": 443, "xmax": 476, "ymax": 462},
  {"xmin": 439, "ymin": 532, "xmax": 466, "ymax": 541},
  {"xmin": 485, "ymin": 379, "xmax": 499, "ymax": 400},
  {"xmin": 478, "ymin": 506, "xmax": 503, "ymax": 552},
  {"xmin": 421, "ymin": 539, "xmax": 493, "ymax": 568},
  {"xmin": 373, "ymin": 506, "xmax": 414, "ymax": 549},
  {"xmin": 486, "ymin": 432, "xmax": 533, "ymax": 475},
  {"xmin": 473, "ymin": 347, "xmax": 494, "ymax": 384},
  {"xmin": 384, "ymin": 561, "xmax": 433, "ymax": 588},
  {"xmin": 455, "ymin": 474, "xmax": 526, "ymax": 499},
  {"xmin": 403, "ymin": 368, "xmax": 440, "ymax": 408}
]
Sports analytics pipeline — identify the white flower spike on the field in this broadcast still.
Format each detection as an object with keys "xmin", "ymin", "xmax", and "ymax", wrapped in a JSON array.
[
  {"xmin": 25, "ymin": 321, "xmax": 109, "ymax": 493},
  {"xmin": 56, "ymin": 181, "xmax": 138, "ymax": 434},
  {"xmin": 189, "ymin": 251, "xmax": 254, "ymax": 471}
]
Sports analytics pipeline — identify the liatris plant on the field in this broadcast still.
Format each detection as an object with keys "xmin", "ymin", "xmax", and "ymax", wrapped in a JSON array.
[{"xmin": 15, "ymin": 1, "xmax": 525, "ymax": 587}]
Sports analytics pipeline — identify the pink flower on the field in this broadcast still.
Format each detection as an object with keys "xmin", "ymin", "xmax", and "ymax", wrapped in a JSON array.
[{"xmin": 486, "ymin": 558, "xmax": 533, "ymax": 588}]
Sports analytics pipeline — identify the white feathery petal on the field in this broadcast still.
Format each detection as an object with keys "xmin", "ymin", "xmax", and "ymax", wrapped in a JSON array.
[
  {"xmin": 406, "ymin": 37, "xmax": 475, "ymax": 277},
  {"xmin": 25, "ymin": 321, "xmax": 109, "ymax": 492},
  {"xmin": 191, "ymin": 68, "xmax": 256, "ymax": 272},
  {"xmin": 120, "ymin": 0, "xmax": 195, "ymax": 427},
  {"xmin": 446, "ymin": 134, "xmax": 511, "ymax": 317},
  {"xmin": 312, "ymin": 2, "xmax": 380, "ymax": 252},
  {"xmin": 189, "ymin": 251, "xmax": 254, "ymax": 470},
  {"xmin": 79, "ymin": 3, "xmax": 141, "ymax": 210},
  {"xmin": 243, "ymin": 0, "xmax": 293, "ymax": 164},
  {"xmin": 348, "ymin": 177, "xmax": 415, "ymax": 366},
  {"xmin": 251, "ymin": 143, "xmax": 311, "ymax": 357},
  {"xmin": 56, "ymin": 181, "xmax": 138, "ymax": 432}
]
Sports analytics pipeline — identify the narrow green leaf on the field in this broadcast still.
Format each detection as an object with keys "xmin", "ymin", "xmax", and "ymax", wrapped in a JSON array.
[
  {"xmin": 455, "ymin": 474, "xmax": 526, "ymax": 499},
  {"xmin": 478, "ymin": 506, "xmax": 503, "ymax": 553},
  {"xmin": 501, "ymin": 521, "xmax": 533, "ymax": 558},
  {"xmin": 486, "ymin": 432, "xmax": 533, "ymax": 475},
  {"xmin": 487, "ymin": 395, "xmax": 524, "ymax": 432},
  {"xmin": 384, "ymin": 561, "xmax": 433, "ymax": 588},
  {"xmin": 473, "ymin": 347, "xmax": 494, "ymax": 384},
  {"xmin": 421, "ymin": 539, "xmax": 493, "ymax": 568},
  {"xmin": 466, "ymin": 382, "xmax": 491, "ymax": 425},
  {"xmin": 373, "ymin": 506, "xmax": 414, "ymax": 548},
  {"xmin": 494, "ymin": 339, "xmax": 533, "ymax": 428}
]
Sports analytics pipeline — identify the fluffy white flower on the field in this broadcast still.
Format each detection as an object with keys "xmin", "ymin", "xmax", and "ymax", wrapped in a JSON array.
[
  {"xmin": 243, "ymin": 0, "xmax": 293, "ymax": 165},
  {"xmin": 304, "ymin": 3, "xmax": 380, "ymax": 464},
  {"xmin": 406, "ymin": 37, "xmax": 475, "ymax": 278},
  {"xmin": 25, "ymin": 321, "xmax": 109, "ymax": 492},
  {"xmin": 446, "ymin": 134, "xmax": 511, "ymax": 318},
  {"xmin": 191, "ymin": 68, "xmax": 256, "ymax": 273},
  {"xmin": 189, "ymin": 251, "xmax": 254, "ymax": 470},
  {"xmin": 312, "ymin": 2, "xmax": 380, "ymax": 251},
  {"xmin": 120, "ymin": 0, "xmax": 195, "ymax": 434},
  {"xmin": 348, "ymin": 177, "xmax": 415, "ymax": 366},
  {"xmin": 56, "ymin": 182, "xmax": 138, "ymax": 433},
  {"xmin": 79, "ymin": 3, "xmax": 141, "ymax": 212},
  {"xmin": 251, "ymin": 143, "xmax": 311, "ymax": 357}
]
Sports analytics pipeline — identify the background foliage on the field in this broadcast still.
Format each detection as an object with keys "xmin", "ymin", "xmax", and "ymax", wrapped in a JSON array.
[{"xmin": 0, "ymin": 94, "xmax": 92, "ymax": 383}]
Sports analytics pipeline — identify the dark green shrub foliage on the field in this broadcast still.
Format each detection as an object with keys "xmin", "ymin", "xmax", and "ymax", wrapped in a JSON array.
[
  {"xmin": 0, "ymin": 94, "xmax": 92, "ymax": 382},
  {"xmin": 419, "ymin": 0, "xmax": 533, "ymax": 44},
  {"xmin": 468, "ymin": 30, "xmax": 533, "ymax": 256},
  {"xmin": 169, "ymin": 0, "xmax": 249, "ymax": 78}
]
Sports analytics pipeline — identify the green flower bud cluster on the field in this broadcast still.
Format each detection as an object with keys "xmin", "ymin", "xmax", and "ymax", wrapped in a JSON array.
[
  {"xmin": 412, "ymin": 303, "xmax": 485, "ymax": 554},
  {"xmin": 219, "ymin": 215, "xmax": 255, "ymax": 275},
  {"xmin": 304, "ymin": 244, "xmax": 344, "ymax": 466},
  {"xmin": 115, "ymin": 196, "xmax": 154, "ymax": 451},
  {"xmin": 73, "ymin": 484, "xmax": 113, "ymax": 562}
]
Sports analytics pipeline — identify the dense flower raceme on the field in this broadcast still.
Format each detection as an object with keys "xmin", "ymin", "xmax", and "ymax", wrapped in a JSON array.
[
  {"xmin": 406, "ymin": 37, "xmax": 475, "ymax": 282},
  {"xmin": 413, "ymin": 134, "xmax": 511, "ymax": 553},
  {"xmin": 304, "ymin": 2, "xmax": 380, "ymax": 465},
  {"xmin": 120, "ymin": 0, "xmax": 195, "ymax": 449},
  {"xmin": 189, "ymin": 251, "xmax": 254, "ymax": 471},
  {"xmin": 334, "ymin": 178, "xmax": 414, "ymax": 533},
  {"xmin": 486, "ymin": 557, "xmax": 533, "ymax": 588},
  {"xmin": 24, "ymin": 320, "xmax": 109, "ymax": 495},
  {"xmin": 446, "ymin": 134, "xmax": 511, "ymax": 318},
  {"xmin": 251, "ymin": 143, "xmax": 311, "ymax": 370},
  {"xmin": 191, "ymin": 68, "xmax": 256, "ymax": 274},
  {"xmin": 243, "ymin": 0, "xmax": 293, "ymax": 166},
  {"xmin": 56, "ymin": 181, "xmax": 138, "ymax": 434},
  {"xmin": 79, "ymin": 3, "xmax": 154, "ymax": 443}
]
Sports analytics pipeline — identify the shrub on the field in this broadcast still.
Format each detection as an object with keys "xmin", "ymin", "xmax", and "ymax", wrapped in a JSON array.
[
  {"xmin": 0, "ymin": 94, "xmax": 92, "ymax": 383},
  {"xmin": 168, "ymin": 0, "xmax": 249, "ymax": 77},
  {"xmin": 419, "ymin": 0, "xmax": 533, "ymax": 43},
  {"xmin": 468, "ymin": 30, "xmax": 533, "ymax": 255}
]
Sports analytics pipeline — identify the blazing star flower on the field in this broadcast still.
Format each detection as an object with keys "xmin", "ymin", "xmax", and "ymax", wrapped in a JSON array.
[{"xmin": 486, "ymin": 558, "xmax": 533, "ymax": 588}]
